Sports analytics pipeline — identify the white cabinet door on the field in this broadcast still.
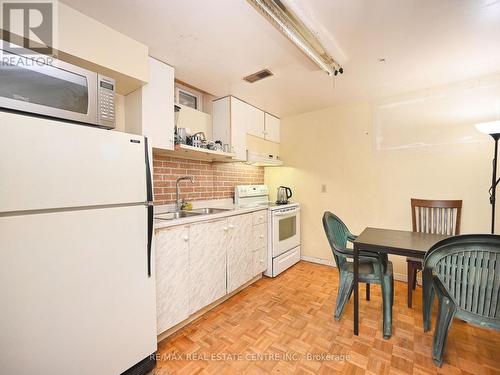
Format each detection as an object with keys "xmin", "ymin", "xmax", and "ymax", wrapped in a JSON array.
[
  {"xmin": 155, "ymin": 226, "xmax": 190, "ymax": 334},
  {"xmin": 189, "ymin": 219, "xmax": 228, "ymax": 313},
  {"xmin": 125, "ymin": 57, "xmax": 175, "ymax": 150},
  {"xmin": 227, "ymin": 213, "xmax": 254, "ymax": 293},
  {"xmin": 230, "ymin": 97, "xmax": 249, "ymax": 161},
  {"xmin": 252, "ymin": 209, "xmax": 268, "ymax": 226},
  {"xmin": 253, "ymin": 248, "xmax": 268, "ymax": 276},
  {"xmin": 264, "ymin": 113, "xmax": 280, "ymax": 143},
  {"xmin": 212, "ymin": 97, "xmax": 231, "ymax": 147},
  {"xmin": 143, "ymin": 58, "xmax": 175, "ymax": 150},
  {"xmin": 245, "ymin": 102, "xmax": 265, "ymax": 139},
  {"xmin": 252, "ymin": 223, "xmax": 268, "ymax": 251}
]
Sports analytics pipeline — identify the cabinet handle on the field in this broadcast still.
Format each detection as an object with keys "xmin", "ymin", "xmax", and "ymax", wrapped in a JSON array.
[
  {"xmin": 260, "ymin": 259, "xmax": 264, "ymax": 263},
  {"xmin": 259, "ymin": 234, "xmax": 264, "ymax": 238},
  {"xmin": 259, "ymin": 216, "xmax": 263, "ymax": 220},
  {"xmin": 183, "ymin": 235, "xmax": 189, "ymax": 242},
  {"xmin": 223, "ymin": 227, "xmax": 228, "ymax": 231},
  {"xmin": 229, "ymin": 224, "xmax": 234, "ymax": 229}
]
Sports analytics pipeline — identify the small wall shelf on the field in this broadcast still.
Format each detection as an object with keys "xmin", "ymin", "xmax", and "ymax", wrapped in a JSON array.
[{"xmin": 155, "ymin": 144, "xmax": 236, "ymax": 162}]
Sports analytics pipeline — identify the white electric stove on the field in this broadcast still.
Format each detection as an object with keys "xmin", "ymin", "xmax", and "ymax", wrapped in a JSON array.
[{"xmin": 235, "ymin": 185, "xmax": 301, "ymax": 277}]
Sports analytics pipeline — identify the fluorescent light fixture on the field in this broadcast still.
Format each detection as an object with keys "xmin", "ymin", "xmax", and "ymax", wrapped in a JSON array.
[
  {"xmin": 247, "ymin": 0, "xmax": 343, "ymax": 76},
  {"xmin": 475, "ymin": 120, "xmax": 500, "ymax": 135}
]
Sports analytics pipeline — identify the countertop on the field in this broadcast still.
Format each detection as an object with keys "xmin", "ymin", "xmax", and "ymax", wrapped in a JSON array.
[{"xmin": 154, "ymin": 199, "xmax": 268, "ymax": 230}]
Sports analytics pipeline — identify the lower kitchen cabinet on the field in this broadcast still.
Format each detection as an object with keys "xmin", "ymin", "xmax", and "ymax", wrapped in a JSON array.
[
  {"xmin": 251, "ymin": 214, "xmax": 268, "ymax": 277},
  {"xmin": 155, "ymin": 209, "xmax": 269, "ymax": 336},
  {"xmin": 188, "ymin": 219, "xmax": 228, "ymax": 314},
  {"xmin": 253, "ymin": 247, "xmax": 268, "ymax": 276},
  {"xmin": 252, "ymin": 223, "xmax": 267, "ymax": 250},
  {"xmin": 155, "ymin": 226, "xmax": 190, "ymax": 334},
  {"xmin": 226, "ymin": 213, "xmax": 253, "ymax": 293}
]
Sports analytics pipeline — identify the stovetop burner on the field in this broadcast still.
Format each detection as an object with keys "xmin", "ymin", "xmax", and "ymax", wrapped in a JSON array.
[{"xmin": 275, "ymin": 200, "xmax": 289, "ymax": 205}]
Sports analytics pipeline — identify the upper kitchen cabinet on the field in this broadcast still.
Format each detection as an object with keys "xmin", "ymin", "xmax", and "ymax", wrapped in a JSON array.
[
  {"xmin": 212, "ymin": 96, "xmax": 246, "ymax": 161},
  {"xmin": 245, "ymin": 103, "xmax": 266, "ymax": 139},
  {"xmin": 57, "ymin": 3, "xmax": 148, "ymax": 95},
  {"xmin": 213, "ymin": 96, "xmax": 280, "ymax": 161},
  {"xmin": 125, "ymin": 58, "xmax": 175, "ymax": 150},
  {"xmin": 264, "ymin": 113, "xmax": 280, "ymax": 143}
]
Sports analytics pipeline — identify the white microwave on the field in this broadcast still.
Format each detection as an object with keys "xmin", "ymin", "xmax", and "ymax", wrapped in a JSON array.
[{"xmin": 0, "ymin": 43, "xmax": 116, "ymax": 128}]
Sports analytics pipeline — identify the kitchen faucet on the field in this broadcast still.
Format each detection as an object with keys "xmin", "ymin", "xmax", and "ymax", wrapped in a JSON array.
[{"xmin": 175, "ymin": 176, "xmax": 195, "ymax": 210}]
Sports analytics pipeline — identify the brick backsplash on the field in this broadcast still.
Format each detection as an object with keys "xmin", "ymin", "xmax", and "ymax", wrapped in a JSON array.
[{"xmin": 152, "ymin": 153, "xmax": 264, "ymax": 205}]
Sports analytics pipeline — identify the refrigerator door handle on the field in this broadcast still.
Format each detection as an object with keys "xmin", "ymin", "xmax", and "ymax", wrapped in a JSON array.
[
  {"xmin": 147, "ymin": 204, "xmax": 153, "ymax": 277},
  {"xmin": 144, "ymin": 137, "xmax": 153, "ymax": 203},
  {"xmin": 145, "ymin": 136, "xmax": 154, "ymax": 277}
]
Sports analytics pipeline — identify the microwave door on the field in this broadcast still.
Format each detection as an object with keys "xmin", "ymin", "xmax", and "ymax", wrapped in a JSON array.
[{"xmin": 0, "ymin": 53, "xmax": 97, "ymax": 124}]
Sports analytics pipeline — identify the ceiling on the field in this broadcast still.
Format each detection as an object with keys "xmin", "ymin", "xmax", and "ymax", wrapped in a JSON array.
[{"xmin": 62, "ymin": 0, "xmax": 500, "ymax": 117}]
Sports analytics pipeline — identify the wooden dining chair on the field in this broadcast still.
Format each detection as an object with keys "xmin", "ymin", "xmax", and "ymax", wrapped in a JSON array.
[{"xmin": 407, "ymin": 198, "xmax": 462, "ymax": 307}]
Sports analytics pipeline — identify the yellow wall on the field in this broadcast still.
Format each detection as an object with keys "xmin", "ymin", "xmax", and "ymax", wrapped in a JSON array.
[{"xmin": 265, "ymin": 97, "xmax": 496, "ymax": 279}]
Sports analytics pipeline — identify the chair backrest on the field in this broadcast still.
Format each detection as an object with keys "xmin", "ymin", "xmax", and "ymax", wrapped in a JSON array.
[
  {"xmin": 424, "ymin": 234, "xmax": 500, "ymax": 328},
  {"xmin": 411, "ymin": 198, "xmax": 462, "ymax": 236},
  {"xmin": 322, "ymin": 212, "xmax": 350, "ymax": 269}
]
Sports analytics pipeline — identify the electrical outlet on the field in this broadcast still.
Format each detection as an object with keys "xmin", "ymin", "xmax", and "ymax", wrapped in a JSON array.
[{"xmin": 321, "ymin": 184, "xmax": 327, "ymax": 193}]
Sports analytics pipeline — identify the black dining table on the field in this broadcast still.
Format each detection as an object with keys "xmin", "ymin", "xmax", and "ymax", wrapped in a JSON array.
[{"xmin": 352, "ymin": 227, "xmax": 450, "ymax": 336}]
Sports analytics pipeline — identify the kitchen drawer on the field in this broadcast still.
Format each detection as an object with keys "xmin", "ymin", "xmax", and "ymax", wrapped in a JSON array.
[
  {"xmin": 253, "ymin": 247, "xmax": 267, "ymax": 276},
  {"xmin": 252, "ymin": 210, "xmax": 267, "ymax": 226},
  {"xmin": 252, "ymin": 223, "xmax": 267, "ymax": 250},
  {"xmin": 272, "ymin": 246, "xmax": 300, "ymax": 277}
]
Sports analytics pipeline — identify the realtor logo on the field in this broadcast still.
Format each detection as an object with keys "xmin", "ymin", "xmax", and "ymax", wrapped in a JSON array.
[{"xmin": 1, "ymin": 0, "xmax": 56, "ymax": 55}]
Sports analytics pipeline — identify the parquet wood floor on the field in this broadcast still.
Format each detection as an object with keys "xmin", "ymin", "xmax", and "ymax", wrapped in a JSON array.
[{"xmin": 153, "ymin": 261, "xmax": 500, "ymax": 374}]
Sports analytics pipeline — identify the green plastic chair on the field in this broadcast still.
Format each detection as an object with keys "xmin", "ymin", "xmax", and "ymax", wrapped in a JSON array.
[
  {"xmin": 322, "ymin": 212, "xmax": 394, "ymax": 339},
  {"xmin": 422, "ymin": 234, "xmax": 500, "ymax": 366}
]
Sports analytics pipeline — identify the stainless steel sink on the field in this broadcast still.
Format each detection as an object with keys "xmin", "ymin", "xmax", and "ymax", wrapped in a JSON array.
[
  {"xmin": 155, "ymin": 211, "xmax": 201, "ymax": 220},
  {"xmin": 155, "ymin": 207, "xmax": 231, "ymax": 221},
  {"xmin": 191, "ymin": 207, "xmax": 231, "ymax": 214}
]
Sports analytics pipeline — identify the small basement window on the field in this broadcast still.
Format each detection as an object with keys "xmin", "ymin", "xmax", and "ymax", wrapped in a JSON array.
[{"xmin": 175, "ymin": 85, "xmax": 202, "ymax": 110}]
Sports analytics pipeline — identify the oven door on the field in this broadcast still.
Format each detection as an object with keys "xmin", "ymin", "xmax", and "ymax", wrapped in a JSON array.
[
  {"xmin": 272, "ymin": 206, "xmax": 301, "ymax": 257},
  {"xmin": 0, "ymin": 48, "xmax": 97, "ymax": 125}
]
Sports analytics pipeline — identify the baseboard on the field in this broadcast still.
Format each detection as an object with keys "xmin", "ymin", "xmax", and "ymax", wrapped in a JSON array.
[
  {"xmin": 394, "ymin": 272, "xmax": 422, "ymax": 284},
  {"xmin": 393, "ymin": 272, "xmax": 407, "ymax": 282},
  {"xmin": 300, "ymin": 255, "xmax": 336, "ymax": 267},
  {"xmin": 300, "ymin": 256, "xmax": 421, "ymax": 284}
]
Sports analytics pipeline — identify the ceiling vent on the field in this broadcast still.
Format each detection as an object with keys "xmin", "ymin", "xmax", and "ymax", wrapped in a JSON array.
[{"xmin": 243, "ymin": 69, "xmax": 274, "ymax": 83}]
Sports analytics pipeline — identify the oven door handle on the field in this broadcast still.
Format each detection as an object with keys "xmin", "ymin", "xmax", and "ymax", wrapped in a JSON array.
[{"xmin": 273, "ymin": 207, "xmax": 300, "ymax": 217}]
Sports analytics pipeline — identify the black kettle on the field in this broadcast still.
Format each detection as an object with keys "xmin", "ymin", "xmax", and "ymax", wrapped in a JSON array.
[{"xmin": 276, "ymin": 186, "xmax": 292, "ymax": 204}]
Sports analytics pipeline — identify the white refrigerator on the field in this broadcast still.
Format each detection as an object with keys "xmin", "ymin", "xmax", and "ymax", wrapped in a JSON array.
[{"xmin": 0, "ymin": 111, "xmax": 157, "ymax": 375}]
